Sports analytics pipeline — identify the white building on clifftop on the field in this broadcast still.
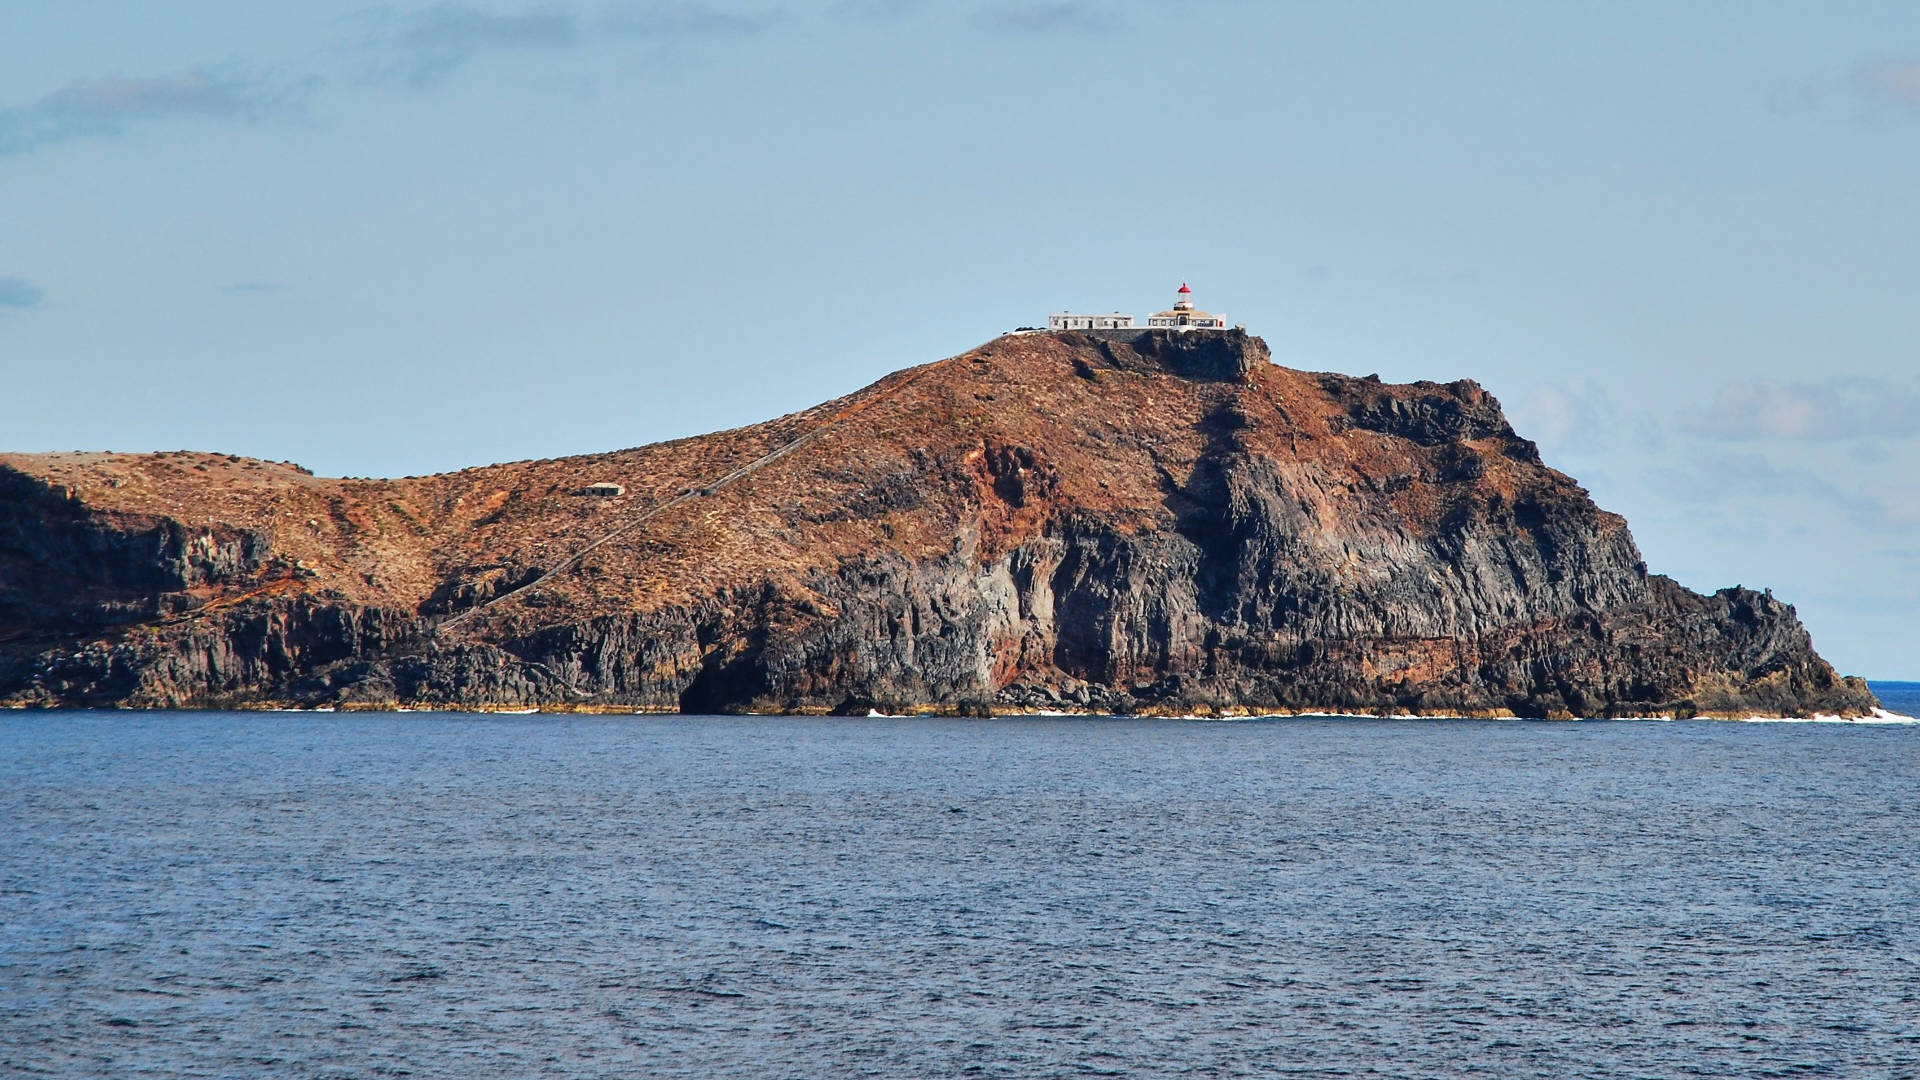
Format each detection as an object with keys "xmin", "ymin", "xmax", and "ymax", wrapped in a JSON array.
[
  {"xmin": 1144, "ymin": 283, "xmax": 1227, "ymax": 330},
  {"xmin": 1045, "ymin": 282, "xmax": 1227, "ymax": 333},
  {"xmin": 1046, "ymin": 311, "xmax": 1135, "ymax": 331}
]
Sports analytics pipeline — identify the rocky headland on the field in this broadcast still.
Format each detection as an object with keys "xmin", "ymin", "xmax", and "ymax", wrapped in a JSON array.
[{"xmin": 0, "ymin": 330, "xmax": 1880, "ymax": 717}]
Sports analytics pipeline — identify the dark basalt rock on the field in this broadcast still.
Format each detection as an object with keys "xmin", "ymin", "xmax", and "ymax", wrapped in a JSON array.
[
  {"xmin": 0, "ymin": 331, "xmax": 1881, "ymax": 718},
  {"xmin": 1325, "ymin": 373, "xmax": 1517, "ymax": 446}
]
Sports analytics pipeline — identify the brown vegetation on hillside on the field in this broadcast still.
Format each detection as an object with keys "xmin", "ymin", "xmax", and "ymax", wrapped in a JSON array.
[{"xmin": 0, "ymin": 331, "xmax": 1877, "ymax": 717}]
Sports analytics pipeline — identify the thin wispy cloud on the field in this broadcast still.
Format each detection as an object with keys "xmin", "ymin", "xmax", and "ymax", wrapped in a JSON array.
[
  {"xmin": 831, "ymin": 0, "xmax": 926, "ymax": 20},
  {"xmin": 1675, "ymin": 378, "xmax": 1920, "ymax": 443},
  {"xmin": 970, "ymin": 2, "xmax": 1123, "ymax": 35},
  {"xmin": 1764, "ymin": 78, "xmax": 1825, "ymax": 116},
  {"xmin": 348, "ymin": 4, "xmax": 580, "ymax": 89},
  {"xmin": 1651, "ymin": 451, "xmax": 1913, "ymax": 532},
  {"xmin": 1855, "ymin": 59, "xmax": 1920, "ymax": 112},
  {"xmin": 601, "ymin": 0, "xmax": 771, "ymax": 36},
  {"xmin": 0, "ymin": 64, "xmax": 319, "ymax": 157},
  {"xmin": 1510, "ymin": 381, "xmax": 1665, "ymax": 463},
  {"xmin": 1510, "ymin": 382, "xmax": 1614, "ymax": 457},
  {"xmin": 0, "ymin": 276, "xmax": 45, "ymax": 311},
  {"xmin": 348, "ymin": 1, "xmax": 776, "ymax": 90},
  {"xmin": 1866, "ymin": 483, "xmax": 1920, "ymax": 529}
]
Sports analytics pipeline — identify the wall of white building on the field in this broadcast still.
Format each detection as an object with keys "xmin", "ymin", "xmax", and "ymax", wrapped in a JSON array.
[{"xmin": 1048, "ymin": 313, "xmax": 1137, "ymax": 330}]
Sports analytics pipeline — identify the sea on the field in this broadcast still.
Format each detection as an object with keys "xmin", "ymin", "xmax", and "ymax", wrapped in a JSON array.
[{"xmin": 3, "ymin": 690, "xmax": 1917, "ymax": 1078}]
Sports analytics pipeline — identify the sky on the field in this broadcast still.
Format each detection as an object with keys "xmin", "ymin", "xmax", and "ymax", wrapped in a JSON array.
[{"xmin": 2, "ymin": 1, "xmax": 1918, "ymax": 676}]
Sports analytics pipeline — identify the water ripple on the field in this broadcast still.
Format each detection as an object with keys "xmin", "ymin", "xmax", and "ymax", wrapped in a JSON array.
[{"xmin": 2, "ymin": 712, "xmax": 1917, "ymax": 1078}]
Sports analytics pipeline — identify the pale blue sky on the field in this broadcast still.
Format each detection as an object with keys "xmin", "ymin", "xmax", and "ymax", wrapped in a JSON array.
[{"xmin": 3, "ymin": 1, "xmax": 1917, "ymax": 675}]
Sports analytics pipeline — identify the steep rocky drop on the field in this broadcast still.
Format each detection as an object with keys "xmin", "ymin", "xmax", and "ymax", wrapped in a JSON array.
[{"xmin": 0, "ymin": 330, "xmax": 1880, "ymax": 717}]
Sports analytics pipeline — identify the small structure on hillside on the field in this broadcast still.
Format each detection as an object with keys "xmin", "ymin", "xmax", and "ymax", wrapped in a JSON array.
[{"xmin": 578, "ymin": 482, "xmax": 625, "ymax": 498}]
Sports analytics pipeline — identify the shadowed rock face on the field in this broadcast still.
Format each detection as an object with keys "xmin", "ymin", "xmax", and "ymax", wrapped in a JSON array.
[{"xmin": 0, "ymin": 330, "xmax": 1879, "ymax": 717}]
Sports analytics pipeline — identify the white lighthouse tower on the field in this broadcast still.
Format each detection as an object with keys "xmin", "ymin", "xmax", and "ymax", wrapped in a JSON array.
[{"xmin": 1146, "ymin": 282, "xmax": 1227, "ymax": 330}]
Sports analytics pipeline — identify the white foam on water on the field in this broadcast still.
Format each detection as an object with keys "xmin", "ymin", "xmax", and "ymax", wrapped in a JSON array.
[
  {"xmin": 1730, "ymin": 708, "xmax": 1917, "ymax": 725},
  {"xmin": 1189, "ymin": 710, "xmax": 1920, "ymax": 725},
  {"xmin": 1229, "ymin": 712, "xmax": 1433, "ymax": 721},
  {"xmin": 819, "ymin": 706, "xmax": 1920, "ymax": 725}
]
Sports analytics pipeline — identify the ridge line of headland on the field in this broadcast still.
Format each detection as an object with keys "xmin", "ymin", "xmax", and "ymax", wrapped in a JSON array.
[{"xmin": 431, "ymin": 341, "xmax": 989, "ymax": 637}]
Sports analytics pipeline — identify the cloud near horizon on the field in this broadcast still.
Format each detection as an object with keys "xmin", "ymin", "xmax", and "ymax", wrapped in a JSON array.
[
  {"xmin": 1508, "ymin": 382, "xmax": 1614, "ymax": 457},
  {"xmin": 349, "ymin": 1, "xmax": 777, "ymax": 89},
  {"xmin": 1856, "ymin": 59, "xmax": 1920, "ymax": 111},
  {"xmin": 0, "ymin": 64, "xmax": 318, "ymax": 157},
  {"xmin": 970, "ymin": 2, "xmax": 1123, "ymax": 35},
  {"xmin": 0, "ymin": 276, "xmax": 45, "ymax": 310},
  {"xmin": 1506, "ymin": 381, "xmax": 1670, "ymax": 464},
  {"xmin": 830, "ymin": 0, "xmax": 925, "ymax": 20},
  {"xmin": 1649, "ymin": 451, "xmax": 1912, "ymax": 532},
  {"xmin": 1674, "ymin": 378, "xmax": 1920, "ymax": 443}
]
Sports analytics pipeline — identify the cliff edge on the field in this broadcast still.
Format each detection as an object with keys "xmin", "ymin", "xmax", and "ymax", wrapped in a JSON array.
[{"xmin": 0, "ymin": 330, "xmax": 1879, "ymax": 717}]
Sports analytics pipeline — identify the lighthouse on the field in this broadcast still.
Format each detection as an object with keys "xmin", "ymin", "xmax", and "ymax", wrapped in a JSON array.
[
  {"xmin": 1040, "ymin": 281, "xmax": 1230, "ymax": 334},
  {"xmin": 1146, "ymin": 282, "xmax": 1227, "ymax": 330}
]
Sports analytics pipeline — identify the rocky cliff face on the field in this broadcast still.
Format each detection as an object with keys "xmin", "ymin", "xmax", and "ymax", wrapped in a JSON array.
[{"xmin": 0, "ymin": 330, "xmax": 1879, "ymax": 717}]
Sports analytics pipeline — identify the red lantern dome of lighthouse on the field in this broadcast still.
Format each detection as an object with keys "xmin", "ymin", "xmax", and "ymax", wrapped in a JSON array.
[{"xmin": 1144, "ymin": 281, "xmax": 1227, "ymax": 331}]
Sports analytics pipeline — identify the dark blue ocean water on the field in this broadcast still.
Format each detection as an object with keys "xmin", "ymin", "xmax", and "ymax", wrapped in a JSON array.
[
  {"xmin": 1873, "ymin": 680, "xmax": 1920, "ymax": 718},
  {"xmin": 3, "ymin": 708, "xmax": 1917, "ymax": 1079}
]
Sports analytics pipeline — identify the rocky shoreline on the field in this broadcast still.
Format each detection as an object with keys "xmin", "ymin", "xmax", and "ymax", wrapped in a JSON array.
[{"xmin": 0, "ymin": 330, "xmax": 1880, "ymax": 718}]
